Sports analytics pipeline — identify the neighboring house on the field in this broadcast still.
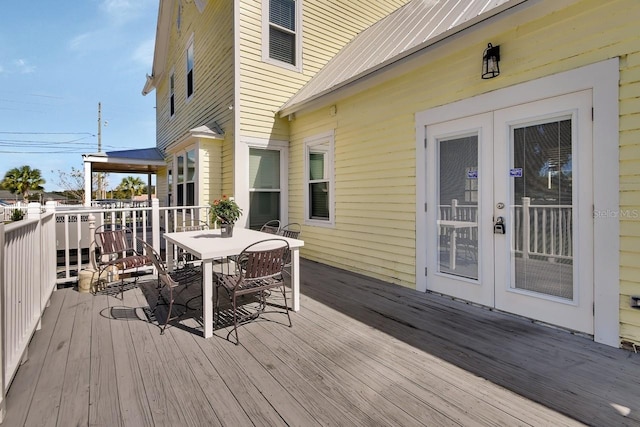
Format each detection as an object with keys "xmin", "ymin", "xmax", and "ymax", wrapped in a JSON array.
[{"xmin": 141, "ymin": 0, "xmax": 640, "ymax": 348}]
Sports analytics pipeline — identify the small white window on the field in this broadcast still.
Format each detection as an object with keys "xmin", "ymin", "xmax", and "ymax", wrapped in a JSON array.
[
  {"xmin": 169, "ymin": 71, "xmax": 175, "ymax": 117},
  {"xmin": 186, "ymin": 38, "xmax": 194, "ymax": 99},
  {"xmin": 304, "ymin": 131, "xmax": 334, "ymax": 226},
  {"xmin": 262, "ymin": 0, "xmax": 302, "ymax": 71},
  {"xmin": 174, "ymin": 148, "xmax": 196, "ymax": 207}
]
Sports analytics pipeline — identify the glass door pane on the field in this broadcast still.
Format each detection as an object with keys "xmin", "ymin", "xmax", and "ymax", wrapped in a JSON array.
[
  {"xmin": 438, "ymin": 135, "xmax": 479, "ymax": 280},
  {"xmin": 511, "ymin": 119, "xmax": 573, "ymax": 299}
]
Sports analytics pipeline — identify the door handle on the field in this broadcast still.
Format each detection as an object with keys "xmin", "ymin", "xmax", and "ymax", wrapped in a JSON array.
[{"xmin": 494, "ymin": 216, "xmax": 506, "ymax": 234}]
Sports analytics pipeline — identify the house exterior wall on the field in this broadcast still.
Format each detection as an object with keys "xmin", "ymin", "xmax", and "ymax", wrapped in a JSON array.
[
  {"xmin": 231, "ymin": 0, "xmax": 411, "ymax": 223},
  {"xmin": 236, "ymin": 0, "xmax": 411, "ymax": 140},
  {"xmin": 288, "ymin": 0, "xmax": 640, "ymax": 344},
  {"xmin": 153, "ymin": 0, "xmax": 235, "ymax": 202}
]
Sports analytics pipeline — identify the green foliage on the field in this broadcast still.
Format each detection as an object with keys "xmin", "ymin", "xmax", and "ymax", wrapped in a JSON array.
[
  {"xmin": 1, "ymin": 165, "xmax": 45, "ymax": 203},
  {"xmin": 116, "ymin": 176, "xmax": 146, "ymax": 198},
  {"xmin": 10, "ymin": 209, "xmax": 24, "ymax": 222},
  {"xmin": 211, "ymin": 195, "xmax": 242, "ymax": 225}
]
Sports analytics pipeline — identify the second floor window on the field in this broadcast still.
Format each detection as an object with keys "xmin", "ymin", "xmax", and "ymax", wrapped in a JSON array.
[
  {"xmin": 169, "ymin": 72, "xmax": 175, "ymax": 117},
  {"xmin": 265, "ymin": 0, "xmax": 300, "ymax": 69},
  {"xmin": 186, "ymin": 40, "xmax": 194, "ymax": 98}
]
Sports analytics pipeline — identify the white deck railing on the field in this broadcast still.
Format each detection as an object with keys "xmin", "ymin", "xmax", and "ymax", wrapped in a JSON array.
[
  {"xmin": 439, "ymin": 197, "xmax": 573, "ymax": 260},
  {"xmin": 54, "ymin": 199, "xmax": 212, "ymax": 283},
  {"xmin": 0, "ymin": 203, "xmax": 57, "ymax": 421},
  {"xmin": 0, "ymin": 198, "xmax": 212, "ymax": 422}
]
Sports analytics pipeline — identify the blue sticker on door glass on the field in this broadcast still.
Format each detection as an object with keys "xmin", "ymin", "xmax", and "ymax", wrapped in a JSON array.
[
  {"xmin": 467, "ymin": 170, "xmax": 478, "ymax": 179},
  {"xmin": 509, "ymin": 168, "xmax": 523, "ymax": 178}
]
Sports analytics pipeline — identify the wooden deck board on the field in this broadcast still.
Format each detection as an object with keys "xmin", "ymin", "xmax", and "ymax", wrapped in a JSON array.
[
  {"xmin": 3, "ymin": 259, "xmax": 640, "ymax": 427},
  {"xmin": 2, "ymin": 288, "xmax": 67, "ymax": 427},
  {"xmin": 56, "ymin": 291, "xmax": 92, "ymax": 427}
]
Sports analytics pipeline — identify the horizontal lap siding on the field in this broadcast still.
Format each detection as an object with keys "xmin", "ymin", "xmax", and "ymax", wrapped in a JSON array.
[
  {"xmin": 289, "ymin": 0, "xmax": 640, "ymax": 341},
  {"xmin": 156, "ymin": 1, "xmax": 234, "ymax": 156},
  {"xmin": 237, "ymin": 0, "xmax": 411, "ymax": 140},
  {"xmin": 620, "ymin": 47, "xmax": 640, "ymax": 343}
]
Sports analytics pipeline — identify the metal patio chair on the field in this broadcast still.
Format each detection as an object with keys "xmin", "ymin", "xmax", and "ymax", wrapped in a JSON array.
[
  {"xmin": 214, "ymin": 238, "xmax": 291, "ymax": 345},
  {"xmin": 94, "ymin": 225, "xmax": 152, "ymax": 299},
  {"xmin": 259, "ymin": 219, "xmax": 281, "ymax": 234},
  {"xmin": 278, "ymin": 223, "xmax": 301, "ymax": 276},
  {"xmin": 139, "ymin": 238, "xmax": 201, "ymax": 334}
]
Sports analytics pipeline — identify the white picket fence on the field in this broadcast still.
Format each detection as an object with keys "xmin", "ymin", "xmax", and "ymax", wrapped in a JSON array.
[{"xmin": 439, "ymin": 197, "xmax": 573, "ymax": 260}]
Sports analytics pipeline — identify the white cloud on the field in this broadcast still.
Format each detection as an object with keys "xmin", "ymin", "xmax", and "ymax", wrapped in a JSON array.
[
  {"xmin": 100, "ymin": 0, "xmax": 154, "ymax": 25},
  {"xmin": 13, "ymin": 59, "xmax": 35, "ymax": 74}
]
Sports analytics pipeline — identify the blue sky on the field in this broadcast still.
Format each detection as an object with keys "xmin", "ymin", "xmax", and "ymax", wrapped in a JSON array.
[{"xmin": 0, "ymin": 0, "xmax": 158, "ymax": 192}]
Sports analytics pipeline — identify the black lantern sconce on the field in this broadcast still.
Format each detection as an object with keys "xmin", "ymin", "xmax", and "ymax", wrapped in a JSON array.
[{"xmin": 482, "ymin": 43, "xmax": 500, "ymax": 79}]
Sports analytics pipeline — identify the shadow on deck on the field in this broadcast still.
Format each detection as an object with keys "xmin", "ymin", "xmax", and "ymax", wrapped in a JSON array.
[{"xmin": 3, "ymin": 259, "xmax": 639, "ymax": 426}]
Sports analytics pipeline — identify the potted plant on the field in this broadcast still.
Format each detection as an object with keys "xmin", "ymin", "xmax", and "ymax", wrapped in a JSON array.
[{"xmin": 211, "ymin": 195, "xmax": 242, "ymax": 237}]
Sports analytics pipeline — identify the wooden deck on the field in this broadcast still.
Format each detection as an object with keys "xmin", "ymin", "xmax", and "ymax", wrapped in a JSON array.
[{"xmin": 3, "ymin": 259, "xmax": 640, "ymax": 426}]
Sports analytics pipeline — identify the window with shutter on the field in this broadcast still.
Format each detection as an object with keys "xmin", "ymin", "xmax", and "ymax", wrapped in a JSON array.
[{"xmin": 263, "ymin": 0, "xmax": 301, "ymax": 70}]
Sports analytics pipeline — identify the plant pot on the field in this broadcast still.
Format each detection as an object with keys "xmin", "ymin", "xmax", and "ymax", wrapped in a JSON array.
[{"xmin": 220, "ymin": 222, "xmax": 234, "ymax": 238}]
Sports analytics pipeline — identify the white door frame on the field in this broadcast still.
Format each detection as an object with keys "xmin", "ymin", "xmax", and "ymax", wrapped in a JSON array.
[{"xmin": 416, "ymin": 58, "xmax": 619, "ymax": 346}]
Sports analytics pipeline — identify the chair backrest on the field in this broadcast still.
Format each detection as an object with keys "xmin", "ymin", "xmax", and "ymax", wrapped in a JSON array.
[
  {"xmin": 259, "ymin": 220, "xmax": 281, "ymax": 234},
  {"xmin": 279, "ymin": 223, "xmax": 301, "ymax": 239},
  {"xmin": 138, "ymin": 238, "xmax": 177, "ymax": 289},
  {"xmin": 95, "ymin": 225, "xmax": 132, "ymax": 256},
  {"xmin": 238, "ymin": 239, "xmax": 288, "ymax": 280}
]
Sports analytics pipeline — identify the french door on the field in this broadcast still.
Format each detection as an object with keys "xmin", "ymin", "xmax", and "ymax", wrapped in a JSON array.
[{"xmin": 425, "ymin": 90, "xmax": 594, "ymax": 334}]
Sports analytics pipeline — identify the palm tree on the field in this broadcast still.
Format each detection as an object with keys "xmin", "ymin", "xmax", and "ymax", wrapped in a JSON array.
[
  {"xmin": 117, "ymin": 176, "xmax": 146, "ymax": 199},
  {"xmin": 1, "ymin": 165, "xmax": 46, "ymax": 203}
]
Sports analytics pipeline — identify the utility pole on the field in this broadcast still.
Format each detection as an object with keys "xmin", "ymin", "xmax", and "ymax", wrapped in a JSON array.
[{"xmin": 97, "ymin": 102, "xmax": 103, "ymax": 199}]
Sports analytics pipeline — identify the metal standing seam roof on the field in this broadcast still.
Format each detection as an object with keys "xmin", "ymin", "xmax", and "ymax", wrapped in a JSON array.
[{"xmin": 279, "ymin": 0, "xmax": 519, "ymax": 115}]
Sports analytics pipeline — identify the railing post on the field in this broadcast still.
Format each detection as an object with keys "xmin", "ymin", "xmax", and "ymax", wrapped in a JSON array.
[
  {"xmin": 152, "ymin": 198, "xmax": 160, "ymax": 254},
  {"xmin": 27, "ymin": 202, "xmax": 40, "ymax": 220},
  {"xmin": 88, "ymin": 214, "xmax": 97, "ymax": 270},
  {"xmin": 451, "ymin": 199, "xmax": 458, "ymax": 220},
  {"xmin": 522, "ymin": 197, "xmax": 530, "ymax": 260}
]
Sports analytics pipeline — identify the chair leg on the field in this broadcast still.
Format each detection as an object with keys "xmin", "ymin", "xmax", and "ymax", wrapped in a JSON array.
[
  {"xmin": 160, "ymin": 297, "xmax": 173, "ymax": 335},
  {"xmin": 280, "ymin": 284, "xmax": 292, "ymax": 327},
  {"xmin": 232, "ymin": 293, "xmax": 239, "ymax": 345}
]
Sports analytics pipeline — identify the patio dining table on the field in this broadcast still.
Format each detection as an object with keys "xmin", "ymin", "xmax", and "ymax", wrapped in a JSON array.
[{"xmin": 164, "ymin": 227, "xmax": 304, "ymax": 338}]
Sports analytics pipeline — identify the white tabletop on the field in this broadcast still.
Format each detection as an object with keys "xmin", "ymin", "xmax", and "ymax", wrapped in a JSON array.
[{"xmin": 164, "ymin": 227, "xmax": 304, "ymax": 259}]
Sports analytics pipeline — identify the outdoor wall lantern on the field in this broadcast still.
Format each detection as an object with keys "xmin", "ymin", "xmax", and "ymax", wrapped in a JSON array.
[{"xmin": 482, "ymin": 43, "xmax": 500, "ymax": 79}]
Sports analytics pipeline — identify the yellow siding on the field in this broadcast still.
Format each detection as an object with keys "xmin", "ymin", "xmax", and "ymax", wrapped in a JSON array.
[
  {"xmin": 156, "ymin": 168, "xmax": 168, "ymax": 206},
  {"xmin": 154, "ymin": 0, "xmax": 236, "ymax": 204},
  {"xmin": 237, "ymin": 0, "xmax": 410, "ymax": 140},
  {"xmin": 156, "ymin": 0, "xmax": 234, "ymax": 155},
  {"xmin": 199, "ymin": 139, "xmax": 223, "ymax": 203},
  {"xmin": 289, "ymin": 0, "xmax": 640, "ymax": 342}
]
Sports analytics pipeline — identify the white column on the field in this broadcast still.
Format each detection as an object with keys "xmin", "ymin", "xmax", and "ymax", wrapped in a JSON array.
[{"xmin": 83, "ymin": 159, "xmax": 92, "ymax": 207}]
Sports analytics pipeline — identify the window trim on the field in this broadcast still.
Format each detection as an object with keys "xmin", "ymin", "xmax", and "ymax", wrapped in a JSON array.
[
  {"xmin": 246, "ymin": 137, "xmax": 289, "ymax": 227},
  {"xmin": 171, "ymin": 146, "xmax": 198, "ymax": 207},
  {"xmin": 186, "ymin": 34, "xmax": 195, "ymax": 100},
  {"xmin": 261, "ymin": 0, "xmax": 303, "ymax": 72},
  {"xmin": 169, "ymin": 68, "xmax": 176, "ymax": 118},
  {"xmin": 304, "ymin": 130, "xmax": 334, "ymax": 227}
]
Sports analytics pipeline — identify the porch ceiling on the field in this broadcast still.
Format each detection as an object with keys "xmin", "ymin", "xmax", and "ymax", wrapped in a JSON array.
[{"xmin": 82, "ymin": 147, "xmax": 166, "ymax": 174}]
